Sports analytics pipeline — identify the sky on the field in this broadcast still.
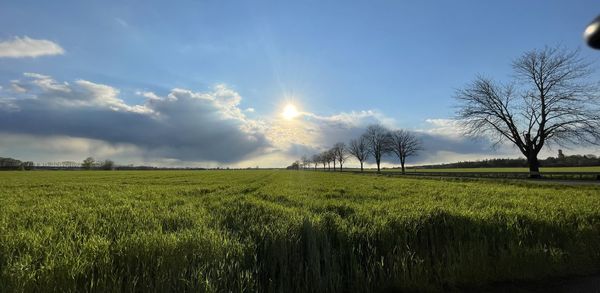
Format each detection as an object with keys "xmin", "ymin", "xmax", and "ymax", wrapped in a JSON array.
[{"xmin": 0, "ymin": 0, "xmax": 599, "ymax": 167}]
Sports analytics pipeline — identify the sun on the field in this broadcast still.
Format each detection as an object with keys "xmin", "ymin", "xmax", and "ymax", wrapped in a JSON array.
[{"xmin": 282, "ymin": 104, "xmax": 300, "ymax": 120}]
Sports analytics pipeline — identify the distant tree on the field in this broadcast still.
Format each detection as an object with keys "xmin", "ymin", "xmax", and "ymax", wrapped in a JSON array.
[
  {"xmin": 0, "ymin": 157, "xmax": 23, "ymax": 170},
  {"xmin": 348, "ymin": 136, "xmax": 370, "ymax": 172},
  {"xmin": 101, "ymin": 160, "xmax": 115, "ymax": 170},
  {"xmin": 364, "ymin": 124, "xmax": 392, "ymax": 173},
  {"xmin": 455, "ymin": 47, "xmax": 600, "ymax": 178},
  {"xmin": 286, "ymin": 161, "xmax": 300, "ymax": 170},
  {"xmin": 286, "ymin": 160, "xmax": 300, "ymax": 170},
  {"xmin": 21, "ymin": 161, "xmax": 34, "ymax": 171},
  {"xmin": 328, "ymin": 149, "xmax": 337, "ymax": 171},
  {"xmin": 311, "ymin": 154, "xmax": 320, "ymax": 170},
  {"xmin": 332, "ymin": 142, "xmax": 348, "ymax": 172},
  {"xmin": 82, "ymin": 157, "xmax": 95, "ymax": 170},
  {"xmin": 319, "ymin": 151, "xmax": 328, "ymax": 170},
  {"xmin": 301, "ymin": 155, "xmax": 310, "ymax": 170},
  {"xmin": 390, "ymin": 130, "xmax": 423, "ymax": 174}
]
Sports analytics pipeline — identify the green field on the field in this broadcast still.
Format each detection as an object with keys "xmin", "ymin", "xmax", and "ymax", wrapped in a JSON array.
[
  {"xmin": 402, "ymin": 166, "xmax": 600, "ymax": 173},
  {"xmin": 1, "ymin": 170, "xmax": 600, "ymax": 292},
  {"xmin": 337, "ymin": 166, "xmax": 600, "ymax": 173}
]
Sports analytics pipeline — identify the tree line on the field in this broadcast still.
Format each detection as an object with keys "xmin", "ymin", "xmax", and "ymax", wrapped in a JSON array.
[
  {"xmin": 416, "ymin": 150, "xmax": 600, "ymax": 169},
  {"xmin": 0, "ymin": 156, "xmax": 115, "ymax": 170},
  {"xmin": 290, "ymin": 124, "xmax": 423, "ymax": 174},
  {"xmin": 0, "ymin": 157, "xmax": 34, "ymax": 170},
  {"xmin": 290, "ymin": 46, "xmax": 600, "ymax": 178},
  {"xmin": 81, "ymin": 157, "xmax": 115, "ymax": 170}
]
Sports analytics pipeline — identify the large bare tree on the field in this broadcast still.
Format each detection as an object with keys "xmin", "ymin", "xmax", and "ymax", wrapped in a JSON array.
[
  {"xmin": 332, "ymin": 142, "xmax": 348, "ymax": 172},
  {"xmin": 455, "ymin": 47, "xmax": 600, "ymax": 177},
  {"xmin": 348, "ymin": 135, "xmax": 370, "ymax": 172},
  {"xmin": 364, "ymin": 124, "xmax": 392, "ymax": 173},
  {"xmin": 390, "ymin": 129, "xmax": 422, "ymax": 174}
]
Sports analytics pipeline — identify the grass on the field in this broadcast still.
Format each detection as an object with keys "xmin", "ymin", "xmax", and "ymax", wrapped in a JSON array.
[
  {"xmin": 401, "ymin": 166, "xmax": 600, "ymax": 173},
  {"xmin": 1, "ymin": 170, "xmax": 600, "ymax": 292}
]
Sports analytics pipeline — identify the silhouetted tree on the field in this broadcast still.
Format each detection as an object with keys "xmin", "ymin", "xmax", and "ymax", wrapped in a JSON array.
[
  {"xmin": 82, "ymin": 157, "xmax": 95, "ymax": 170},
  {"xmin": 311, "ymin": 154, "xmax": 320, "ymax": 170},
  {"xmin": 329, "ymin": 149, "xmax": 337, "ymax": 171},
  {"xmin": 301, "ymin": 155, "xmax": 310, "ymax": 170},
  {"xmin": 332, "ymin": 142, "xmax": 348, "ymax": 172},
  {"xmin": 348, "ymin": 135, "xmax": 370, "ymax": 172},
  {"xmin": 455, "ymin": 47, "xmax": 600, "ymax": 178},
  {"xmin": 21, "ymin": 161, "xmax": 34, "ymax": 170},
  {"xmin": 321, "ymin": 151, "xmax": 331, "ymax": 170},
  {"xmin": 101, "ymin": 160, "xmax": 115, "ymax": 170},
  {"xmin": 0, "ymin": 157, "xmax": 23, "ymax": 170},
  {"xmin": 390, "ymin": 130, "xmax": 422, "ymax": 174},
  {"xmin": 364, "ymin": 124, "xmax": 392, "ymax": 173}
]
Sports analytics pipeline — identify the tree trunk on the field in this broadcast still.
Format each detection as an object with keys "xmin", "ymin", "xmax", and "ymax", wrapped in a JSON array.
[
  {"xmin": 360, "ymin": 161, "xmax": 363, "ymax": 172},
  {"xmin": 340, "ymin": 163, "xmax": 343, "ymax": 172},
  {"xmin": 401, "ymin": 161, "xmax": 405, "ymax": 174},
  {"xmin": 528, "ymin": 155, "xmax": 541, "ymax": 178},
  {"xmin": 333, "ymin": 161, "xmax": 336, "ymax": 171},
  {"xmin": 376, "ymin": 159, "xmax": 381, "ymax": 173}
]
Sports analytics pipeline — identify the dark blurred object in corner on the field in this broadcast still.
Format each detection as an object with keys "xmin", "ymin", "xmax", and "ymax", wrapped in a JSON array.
[{"xmin": 585, "ymin": 15, "xmax": 600, "ymax": 49}]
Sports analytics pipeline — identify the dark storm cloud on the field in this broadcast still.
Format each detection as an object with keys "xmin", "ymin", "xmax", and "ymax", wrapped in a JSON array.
[{"xmin": 0, "ymin": 74, "xmax": 269, "ymax": 163}]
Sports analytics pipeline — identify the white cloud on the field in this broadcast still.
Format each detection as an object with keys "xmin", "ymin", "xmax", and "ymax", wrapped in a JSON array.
[
  {"xmin": 11, "ymin": 73, "xmax": 151, "ymax": 113},
  {"xmin": 422, "ymin": 118, "xmax": 463, "ymax": 137},
  {"xmin": 115, "ymin": 18, "xmax": 129, "ymax": 28},
  {"xmin": 0, "ymin": 132, "xmax": 142, "ymax": 164},
  {"xmin": 2, "ymin": 72, "xmax": 597, "ymax": 167},
  {"xmin": 0, "ymin": 74, "xmax": 270, "ymax": 164},
  {"xmin": 0, "ymin": 36, "xmax": 64, "ymax": 58},
  {"xmin": 10, "ymin": 81, "xmax": 27, "ymax": 93},
  {"xmin": 136, "ymin": 91, "xmax": 162, "ymax": 101}
]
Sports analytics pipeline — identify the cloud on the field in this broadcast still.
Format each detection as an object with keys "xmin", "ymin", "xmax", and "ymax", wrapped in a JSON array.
[
  {"xmin": 0, "ymin": 36, "xmax": 64, "ymax": 58},
  {"xmin": 266, "ymin": 109, "xmax": 521, "ymax": 167},
  {"xmin": 264, "ymin": 110, "xmax": 397, "ymax": 161},
  {"xmin": 0, "ymin": 73, "xmax": 269, "ymax": 164},
  {"xmin": 0, "ymin": 73, "xmax": 585, "ymax": 167},
  {"xmin": 0, "ymin": 132, "xmax": 142, "ymax": 163},
  {"xmin": 115, "ymin": 18, "xmax": 129, "ymax": 28}
]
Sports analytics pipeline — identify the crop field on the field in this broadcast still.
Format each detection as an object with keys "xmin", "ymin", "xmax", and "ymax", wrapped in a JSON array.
[
  {"xmin": 402, "ymin": 166, "xmax": 600, "ymax": 173},
  {"xmin": 1, "ymin": 170, "xmax": 600, "ymax": 292}
]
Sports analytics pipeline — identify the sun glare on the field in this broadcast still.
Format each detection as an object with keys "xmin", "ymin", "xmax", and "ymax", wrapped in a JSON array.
[{"xmin": 282, "ymin": 104, "xmax": 300, "ymax": 120}]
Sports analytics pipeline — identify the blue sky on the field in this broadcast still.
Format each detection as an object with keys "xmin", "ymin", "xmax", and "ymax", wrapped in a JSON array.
[{"xmin": 0, "ymin": 1, "xmax": 599, "ymax": 167}]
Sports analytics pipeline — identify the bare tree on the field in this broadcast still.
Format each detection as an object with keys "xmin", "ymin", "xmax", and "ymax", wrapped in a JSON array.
[
  {"xmin": 364, "ymin": 124, "xmax": 392, "ymax": 173},
  {"xmin": 331, "ymin": 142, "xmax": 348, "ymax": 172},
  {"xmin": 455, "ymin": 47, "xmax": 600, "ymax": 178},
  {"xmin": 311, "ymin": 154, "xmax": 320, "ymax": 170},
  {"xmin": 301, "ymin": 155, "xmax": 310, "ymax": 170},
  {"xmin": 328, "ymin": 149, "xmax": 337, "ymax": 171},
  {"xmin": 320, "ymin": 151, "xmax": 328, "ymax": 170},
  {"xmin": 348, "ymin": 135, "xmax": 370, "ymax": 172},
  {"xmin": 321, "ymin": 150, "xmax": 333, "ymax": 171},
  {"xmin": 390, "ymin": 130, "xmax": 422, "ymax": 174}
]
